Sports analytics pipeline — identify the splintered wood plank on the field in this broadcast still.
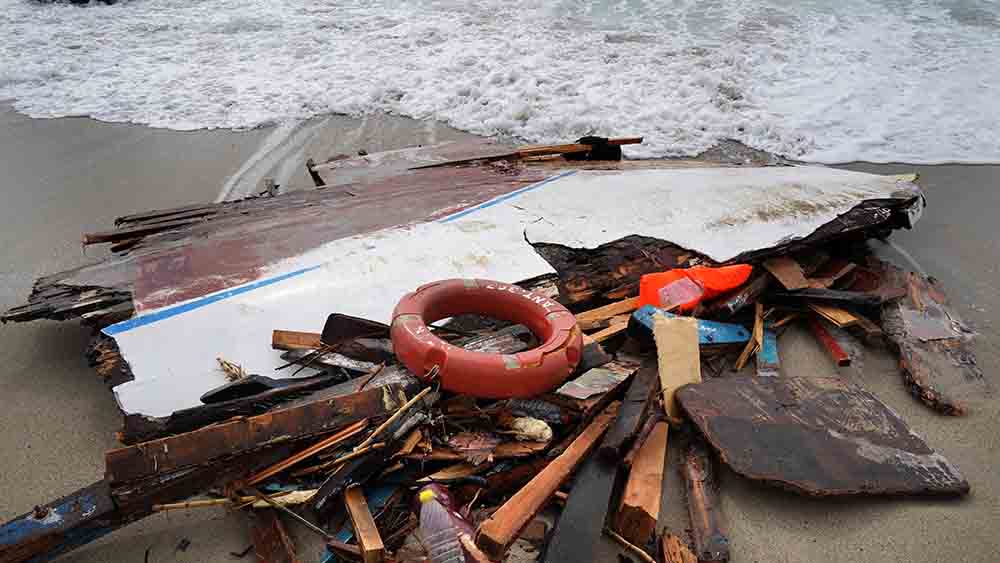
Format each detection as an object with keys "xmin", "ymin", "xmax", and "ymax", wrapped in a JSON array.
[
  {"xmin": 676, "ymin": 377, "xmax": 970, "ymax": 496},
  {"xmin": 476, "ymin": 401, "xmax": 620, "ymax": 560},
  {"xmin": 654, "ymin": 315, "xmax": 701, "ymax": 422},
  {"xmin": 599, "ymin": 362, "xmax": 659, "ymax": 460},
  {"xmin": 763, "ymin": 256, "xmax": 809, "ymax": 290},
  {"xmin": 808, "ymin": 303, "xmax": 858, "ymax": 328},
  {"xmin": 682, "ymin": 438, "xmax": 730, "ymax": 563},
  {"xmin": 614, "ymin": 421, "xmax": 669, "ymax": 546},
  {"xmin": 662, "ymin": 534, "xmax": 698, "ymax": 563},
  {"xmin": 271, "ymin": 330, "xmax": 323, "ymax": 351},
  {"xmin": 344, "ymin": 486, "xmax": 385, "ymax": 563},
  {"xmin": 246, "ymin": 420, "xmax": 368, "ymax": 486},
  {"xmin": 252, "ymin": 508, "xmax": 299, "ymax": 563},
  {"xmin": 576, "ymin": 296, "xmax": 641, "ymax": 331},
  {"xmin": 809, "ymin": 317, "xmax": 851, "ymax": 367}
]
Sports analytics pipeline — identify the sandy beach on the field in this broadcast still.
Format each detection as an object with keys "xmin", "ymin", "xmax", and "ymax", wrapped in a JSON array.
[{"xmin": 1, "ymin": 104, "xmax": 999, "ymax": 562}]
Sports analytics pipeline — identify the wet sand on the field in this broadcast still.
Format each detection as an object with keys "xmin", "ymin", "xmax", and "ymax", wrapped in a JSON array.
[{"xmin": 1, "ymin": 106, "xmax": 999, "ymax": 562}]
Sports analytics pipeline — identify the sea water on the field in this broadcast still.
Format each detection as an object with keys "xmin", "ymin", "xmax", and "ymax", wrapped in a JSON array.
[{"xmin": 1, "ymin": 0, "xmax": 997, "ymax": 163}]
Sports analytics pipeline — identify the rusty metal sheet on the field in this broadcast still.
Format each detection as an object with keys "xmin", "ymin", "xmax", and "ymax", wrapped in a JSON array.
[{"xmin": 677, "ymin": 377, "xmax": 969, "ymax": 496}]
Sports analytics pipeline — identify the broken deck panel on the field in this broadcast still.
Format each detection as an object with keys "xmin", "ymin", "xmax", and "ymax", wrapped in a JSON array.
[
  {"xmin": 677, "ymin": 377, "xmax": 969, "ymax": 496},
  {"xmin": 3, "ymin": 149, "xmax": 922, "ymax": 420},
  {"xmin": 872, "ymin": 258, "xmax": 987, "ymax": 415}
]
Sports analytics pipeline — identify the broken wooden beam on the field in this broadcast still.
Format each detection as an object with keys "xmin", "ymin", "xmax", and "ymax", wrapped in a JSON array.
[
  {"xmin": 808, "ymin": 316, "xmax": 851, "ymax": 367},
  {"xmin": 411, "ymin": 137, "xmax": 643, "ymax": 169},
  {"xmin": 598, "ymin": 362, "xmax": 659, "ymax": 460},
  {"xmin": 344, "ymin": 485, "xmax": 385, "ymax": 563},
  {"xmin": 776, "ymin": 288, "xmax": 883, "ymax": 308},
  {"xmin": 654, "ymin": 315, "xmax": 701, "ymax": 423},
  {"xmin": 245, "ymin": 420, "xmax": 368, "ymax": 486},
  {"xmin": 82, "ymin": 217, "xmax": 206, "ymax": 245},
  {"xmin": 106, "ymin": 384, "xmax": 411, "ymax": 484},
  {"xmin": 614, "ymin": 421, "xmax": 669, "ymax": 547},
  {"xmin": 476, "ymin": 401, "xmax": 620, "ymax": 560},
  {"xmin": 252, "ymin": 509, "xmax": 299, "ymax": 563},
  {"xmin": 682, "ymin": 438, "xmax": 730, "ymax": 563}
]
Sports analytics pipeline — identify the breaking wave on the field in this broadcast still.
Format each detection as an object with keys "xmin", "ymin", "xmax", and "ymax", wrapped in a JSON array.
[{"xmin": 1, "ymin": 0, "xmax": 998, "ymax": 163}]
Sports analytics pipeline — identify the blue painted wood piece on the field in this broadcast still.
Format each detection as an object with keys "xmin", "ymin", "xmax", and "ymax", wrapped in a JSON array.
[
  {"xmin": 0, "ymin": 480, "xmax": 117, "ymax": 563},
  {"xmin": 319, "ymin": 484, "xmax": 398, "ymax": 563},
  {"xmin": 628, "ymin": 305, "xmax": 751, "ymax": 346},
  {"xmin": 756, "ymin": 327, "xmax": 780, "ymax": 376}
]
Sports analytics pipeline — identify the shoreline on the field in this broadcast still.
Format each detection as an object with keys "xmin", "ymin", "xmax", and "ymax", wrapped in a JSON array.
[{"xmin": 1, "ymin": 110, "xmax": 998, "ymax": 563}]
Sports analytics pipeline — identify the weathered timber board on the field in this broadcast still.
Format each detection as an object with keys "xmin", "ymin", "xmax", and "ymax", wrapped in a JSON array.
[
  {"xmin": 106, "ymin": 383, "xmax": 409, "ymax": 484},
  {"xmin": 677, "ymin": 377, "xmax": 969, "ymax": 496},
  {"xmin": 875, "ymin": 258, "xmax": 987, "ymax": 415}
]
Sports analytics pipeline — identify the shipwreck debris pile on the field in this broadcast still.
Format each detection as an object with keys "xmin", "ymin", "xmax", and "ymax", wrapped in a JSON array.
[{"xmin": 0, "ymin": 138, "xmax": 980, "ymax": 563}]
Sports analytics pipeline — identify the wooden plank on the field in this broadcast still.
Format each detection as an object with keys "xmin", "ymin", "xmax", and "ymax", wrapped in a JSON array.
[
  {"xmin": 476, "ymin": 401, "xmax": 620, "ymax": 560},
  {"xmin": 252, "ymin": 508, "xmax": 299, "ymax": 563},
  {"xmin": 344, "ymin": 485, "xmax": 385, "ymax": 563},
  {"xmin": 777, "ymin": 288, "xmax": 882, "ymax": 307},
  {"xmin": 850, "ymin": 312, "xmax": 884, "ymax": 341},
  {"xmin": 662, "ymin": 534, "xmax": 698, "ymax": 563},
  {"xmin": 682, "ymin": 438, "xmax": 730, "ymax": 563},
  {"xmin": 807, "ymin": 261, "xmax": 856, "ymax": 289},
  {"xmin": 106, "ymin": 384, "xmax": 407, "ymax": 484},
  {"xmin": 614, "ymin": 421, "xmax": 669, "ymax": 546},
  {"xmin": 590, "ymin": 321, "xmax": 629, "ymax": 342},
  {"xmin": 629, "ymin": 306, "xmax": 750, "ymax": 348},
  {"xmin": 576, "ymin": 296, "xmax": 640, "ymax": 331},
  {"xmin": 654, "ymin": 316, "xmax": 701, "ymax": 422},
  {"xmin": 808, "ymin": 303, "xmax": 859, "ymax": 328},
  {"xmin": 676, "ymin": 377, "xmax": 970, "ymax": 496},
  {"xmin": 411, "ymin": 137, "xmax": 643, "ymax": 169},
  {"xmin": 763, "ymin": 256, "xmax": 809, "ymax": 290},
  {"xmin": 809, "ymin": 317, "xmax": 851, "ymax": 367},
  {"xmin": 734, "ymin": 302, "xmax": 763, "ymax": 371},
  {"xmin": 598, "ymin": 362, "xmax": 659, "ymax": 460},
  {"xmin": 271, "ymin": 329, "xmax": 323, "ymax": 351}
]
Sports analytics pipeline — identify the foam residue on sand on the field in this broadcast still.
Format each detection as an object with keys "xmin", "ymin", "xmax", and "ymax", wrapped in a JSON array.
[{"xmin": 2, "ymin": 0, "xmax": 998, "ymax": 164}]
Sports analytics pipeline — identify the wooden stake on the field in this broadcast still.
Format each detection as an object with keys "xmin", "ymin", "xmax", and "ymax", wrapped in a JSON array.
[
  {"xmin": 344, "ymin": 485, "xmax": 385, "ymax": 563},
  {"xmin": 653, "ymin": 315, "xmax": 701, "ymax": 423},
  {"xmin": 614, "ymin": 421, "xmax": 669, "ymax": 546},
  {"xmin": 475, "ymin": 401, "xmax": 620, "ymax": 560},
  {"xmin": 734, "ymin": 303, "xmax": 763, "ymax": 372}
]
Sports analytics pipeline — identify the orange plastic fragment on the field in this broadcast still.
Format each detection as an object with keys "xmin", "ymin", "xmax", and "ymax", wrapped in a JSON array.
[{"xmin": 638, "ymin": 264, "xmax": 754, "ymax": 312}]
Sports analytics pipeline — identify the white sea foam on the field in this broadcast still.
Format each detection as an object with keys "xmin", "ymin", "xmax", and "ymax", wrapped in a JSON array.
[{"xmin": 2, "ymin": 0, "xmax": 998, "ymax": 163}]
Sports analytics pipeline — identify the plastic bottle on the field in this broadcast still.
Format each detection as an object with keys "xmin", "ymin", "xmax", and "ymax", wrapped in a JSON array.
[{"xmin": 416, "ymin": 484, "xmax": 473, "ymax": 563}]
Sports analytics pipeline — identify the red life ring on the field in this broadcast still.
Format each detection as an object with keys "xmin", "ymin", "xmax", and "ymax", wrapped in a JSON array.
[{"xmin": 390, "ymin": 279, "xmax": 583, "ymax": 399}]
